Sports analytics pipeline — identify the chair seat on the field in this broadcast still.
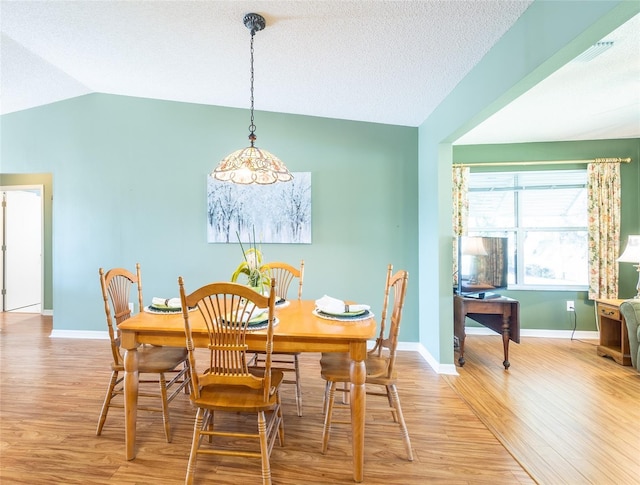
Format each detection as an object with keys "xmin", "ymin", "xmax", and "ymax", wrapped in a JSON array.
[
  {"xmin": 193, "ymin": 370, "xmax": 284, "ymax": 413},
  {"xmin": 111, "ymin": 346, "xmax": 188, "ymax": 373},
  {"xmin": 320, "ymin": 354, "xmax": 395, "ymax": 385}
]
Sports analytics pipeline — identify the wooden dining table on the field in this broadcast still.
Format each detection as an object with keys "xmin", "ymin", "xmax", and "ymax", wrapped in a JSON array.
[{"xmin": 118, "ymin": 299, "xmax": 377, "ymax": 483}]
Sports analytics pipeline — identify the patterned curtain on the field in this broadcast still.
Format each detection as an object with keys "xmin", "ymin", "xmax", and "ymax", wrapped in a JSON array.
[
  {"xmin": 452, "ymin": 165, "xmax": 470, "ymax": 286},
  {"xmin": 587, "ymin": 160, "xmax": 621, "ymax": 300},
  {"xmin": 485, "ymin": 238, "xmax": 506, "ymax": 286}
]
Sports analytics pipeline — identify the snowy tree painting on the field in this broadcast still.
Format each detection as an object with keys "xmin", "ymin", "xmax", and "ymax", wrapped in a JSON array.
[{"xmin": 207, "ymin": 172, "xmax": 312, "ymax": 244}]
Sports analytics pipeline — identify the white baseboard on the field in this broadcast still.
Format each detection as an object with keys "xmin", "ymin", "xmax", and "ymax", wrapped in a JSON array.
[
  {"xmin": 51, "ymin": 329, "xmax": 109, "ymax": 339},
  {"xmin": 397, "ymin": 341, "xmax": 459, "ymax": 375},
  {"xmin": 464, "ymin": 326, "xmax": 599, "ymax": 340}
]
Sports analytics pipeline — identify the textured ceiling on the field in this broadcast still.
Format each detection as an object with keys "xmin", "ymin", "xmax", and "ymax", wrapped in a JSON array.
[
  {"xmin": 1, "ymin": 1, "xmax": 638, "ymax": 145},
  {"xmin": 458, "ymin": 12, "xmax": 640, "ymax": 145}
]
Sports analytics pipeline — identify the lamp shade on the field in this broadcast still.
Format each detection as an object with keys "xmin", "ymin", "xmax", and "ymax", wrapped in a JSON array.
[
  {"xmin": 618, "ymin": 235, "xmax": 640, "ymax": 263},
  {"xmin": 212, "ymin": 146, "xmax": 293, "ymax": 185},
  {"xmin": 462, "ymin": 237, "xmax": 488, "ymax": 256}
]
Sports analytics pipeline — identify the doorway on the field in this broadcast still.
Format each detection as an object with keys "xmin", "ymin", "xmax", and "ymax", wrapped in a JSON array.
[{"xmin": 0, "ymin": 186, "xmax": 43, "ymax": 313}]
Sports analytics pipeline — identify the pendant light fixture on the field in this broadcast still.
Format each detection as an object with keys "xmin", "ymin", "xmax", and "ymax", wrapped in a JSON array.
[{"xmin": 212, "ymin": 13, "xmax": 293, "ymax": 185}]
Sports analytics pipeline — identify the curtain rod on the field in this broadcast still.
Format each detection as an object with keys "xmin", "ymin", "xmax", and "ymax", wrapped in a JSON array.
[{"xmin": 453, "ymin": 157, "xmax": 631, "ymax": 168}]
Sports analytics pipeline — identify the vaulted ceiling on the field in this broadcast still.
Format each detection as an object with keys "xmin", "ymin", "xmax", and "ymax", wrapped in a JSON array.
[{"xmin": 1, "ymin": 1, "xmax": 638, "ymax": 145}]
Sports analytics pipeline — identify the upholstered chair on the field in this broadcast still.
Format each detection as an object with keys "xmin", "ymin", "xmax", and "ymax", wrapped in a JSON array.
[{"xmin": 620, "ymin": 299, "xmax": 640, "ymax": 370}]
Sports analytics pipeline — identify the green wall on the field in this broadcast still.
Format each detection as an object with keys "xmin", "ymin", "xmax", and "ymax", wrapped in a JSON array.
[
  {"xmin": 453, "ymin": 138, "xmax": 640, "ymax": 332},
  {"xmin": 0, "ymin": 93, "xmax": 419, "ymax": 337}
]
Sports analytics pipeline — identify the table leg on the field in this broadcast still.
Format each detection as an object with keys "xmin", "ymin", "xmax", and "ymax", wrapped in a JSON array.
[
  {"xmin": 349, "ymin": 341, "xmax": 367, "ymax": 483},
  {"xmin": 458, "ymin": 331, "xmax": 466, "ymax": 367},
  {"xmin": 501, "ymin": 314, "xmax": 510, "ymax": 369},
  {"xmin": 123, "ymin": 346, "xmax": 139, "ymax": 460},
  {"xmin": 454, "ymin": 301, "xmax": 466, "ymax": 366}
]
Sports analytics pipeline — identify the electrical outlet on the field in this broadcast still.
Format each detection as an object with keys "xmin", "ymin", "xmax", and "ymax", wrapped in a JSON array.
[
  {"xmin": 566, "ymin": 300, "xmax": 575, "ymax": 312},
  {"xmin": 129, "ymin": 302, "xmax": 134, "ymax": 313}
]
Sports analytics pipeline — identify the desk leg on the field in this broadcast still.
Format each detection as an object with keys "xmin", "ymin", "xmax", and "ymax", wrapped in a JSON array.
[
  {"xmin": 501, "ymin": 314, "xmax": 510, "ymax": 370},
  {"xmin": 350, "ymin": 342, "xmax": 367, "ymax": 483},
  {"xmin": 123, "ymin": 346, "xmax": 139, "ymax": 460},
  {"xmin": 458, "ymin": 332, "xmax": 466, "ymax": 367}
]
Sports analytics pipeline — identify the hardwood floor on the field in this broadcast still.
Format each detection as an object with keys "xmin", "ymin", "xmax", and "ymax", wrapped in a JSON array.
[
  {"xmin": 1, "ymin": 312, "xmax": 637, "ymax": 484},
  {"xmin": 444, "ymin": 332, "xmax": 640, "ymax": 485}
]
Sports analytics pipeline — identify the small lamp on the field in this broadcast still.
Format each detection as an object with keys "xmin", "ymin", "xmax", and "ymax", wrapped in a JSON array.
[
  {"xmin": 462, "ymin": 237, "xmax": 488, "ymax": 256},
  {"xmin": 618, "ymin": 235, "xmax": 640, "ymax": 299}
]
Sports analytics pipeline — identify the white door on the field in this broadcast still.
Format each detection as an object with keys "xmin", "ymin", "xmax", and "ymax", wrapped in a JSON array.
[{"xmin": 1, "ymin": 187, "xmax": 43, "ymax": 312}]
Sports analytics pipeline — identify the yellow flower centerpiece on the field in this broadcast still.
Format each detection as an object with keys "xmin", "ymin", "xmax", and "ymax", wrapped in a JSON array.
[{"xmin": 231, "ymin": 229, "xmax": 270, "ymax": 293}]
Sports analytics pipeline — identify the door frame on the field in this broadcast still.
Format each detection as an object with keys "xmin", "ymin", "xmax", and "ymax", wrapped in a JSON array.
[{"xmin": 1, "ymin": 185, "xmax": 44, "ymax": 313}]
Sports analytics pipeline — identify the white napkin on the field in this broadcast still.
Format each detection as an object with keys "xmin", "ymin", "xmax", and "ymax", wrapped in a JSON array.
[
  {"xmin": 229, "ymin": 305, "xmax": 268, "ymax": 323},
  {"xmin": 315, "ymin": 295, "xmax": 370, "ymax": 314},
  {"xmin": 151, "ymin": 297, "xmax": 181, "ymax": 308}
]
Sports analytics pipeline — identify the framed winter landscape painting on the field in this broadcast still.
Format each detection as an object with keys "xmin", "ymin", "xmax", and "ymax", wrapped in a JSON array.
[{"xmin": 207, "ymin": 172, "xmax": 312, "ymax": 244}]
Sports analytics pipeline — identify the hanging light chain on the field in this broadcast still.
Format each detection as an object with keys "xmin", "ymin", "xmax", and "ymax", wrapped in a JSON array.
[
  {"xmin": 211, "ymin": 13, "xmax": 293, "ymax": 185},
  {"xmin": 248, "ymin": 29, "xmax": 257, "ymax": 146}
]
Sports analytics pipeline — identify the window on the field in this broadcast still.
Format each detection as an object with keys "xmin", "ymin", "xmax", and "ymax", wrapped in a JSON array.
[{"xmin": 467, "ymin": 170, "xmax": 588, "ymax": 289}]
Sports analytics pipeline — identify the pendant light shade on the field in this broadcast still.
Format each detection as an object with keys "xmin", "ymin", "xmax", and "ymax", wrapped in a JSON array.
[
  {"xmin": 212, "ymin": 13, "xmax": 293, "ymax": 185},
  {"xmin": 214, "ymin": 146, "xmax": 293, "ymax": 184}
]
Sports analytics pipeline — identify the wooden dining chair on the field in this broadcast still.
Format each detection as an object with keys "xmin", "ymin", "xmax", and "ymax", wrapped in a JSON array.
[
  {"xmin": 252, "ymin": 260, "xmax": 305, "ymax": 416},
  {"xmin": 319, "ymin": 264, "xmax": 413, "ymax": 461},
  {"xmin": 179, "ymin": 278, "xmax": 284, "ymax": 485},
  {"xmin": 96, "ymin": 264, "xmax": 190, "ymax": 443}
]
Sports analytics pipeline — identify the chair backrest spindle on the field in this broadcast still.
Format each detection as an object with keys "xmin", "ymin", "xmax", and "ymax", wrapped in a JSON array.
[
  {"xmin": 99, "ymin": 263, "xmax": 143, "ymax": 366},
  {"xmin": 260, "ymin": 261, "xmax": 304, "ymax": 301},
  {"xmin": 381, "ymin": 269, "xmax": 408, "ymax": 379},
  {"xmin": 179, "ymin": 278, "xmax": 277, "ymax": 403},
  {"xmin": 371, "ymin": 264, "xmax": 393, "ymax": 358}
]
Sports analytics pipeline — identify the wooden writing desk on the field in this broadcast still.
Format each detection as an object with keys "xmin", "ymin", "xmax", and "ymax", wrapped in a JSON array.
[
  {"xmin": 454, "ymin": 295, "xmax": 520, "ymax": 369},
  {"xmin": 118, "ymin": 299, "xmax": 377, "ymax": 483}
]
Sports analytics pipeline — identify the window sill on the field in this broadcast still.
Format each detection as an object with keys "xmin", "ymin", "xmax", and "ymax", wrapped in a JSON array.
[{"xmin": 507, "ymin": 285, "xmax": 589, "ymax": 292}]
